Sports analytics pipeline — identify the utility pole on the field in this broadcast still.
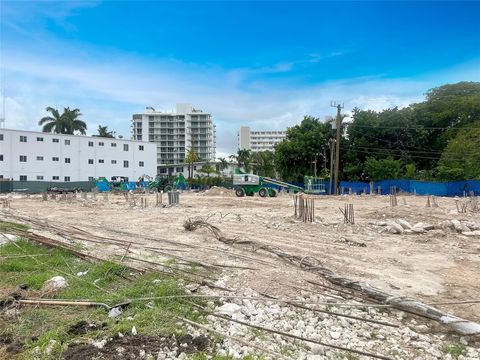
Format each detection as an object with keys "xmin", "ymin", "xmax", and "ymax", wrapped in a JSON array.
[
  {"xmin": 330, "ymin": 101, "xmax": 344, "ymax": 195},
  {"xmin": 328, "ymin": 138, "xmax": 335, "ymax": 195}
]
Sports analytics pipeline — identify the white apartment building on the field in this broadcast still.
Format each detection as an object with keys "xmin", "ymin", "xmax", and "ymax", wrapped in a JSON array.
[
  {"xmin": 0, "ymin": 129, "xmax": 156, "ymax": 182},
  {"xmin": 132, "ymin": 104, "xmax": 216, "ymax": 176},
  {"xmin": 238, "ymin": 126, "xmax": 286, "ymax": 152}
]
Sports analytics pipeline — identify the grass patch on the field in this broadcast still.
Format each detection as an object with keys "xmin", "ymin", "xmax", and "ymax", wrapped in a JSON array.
[
  {"xmin": 0, "ymin": 238, "xmax": 211, "ymax": 359},
  {"xmin": 442, "ymin": 343, "xmax": 467, "ymax": 359},
  {"xmin": 0, "ymin": 220, "xmax": 28, "ymax": 233}
]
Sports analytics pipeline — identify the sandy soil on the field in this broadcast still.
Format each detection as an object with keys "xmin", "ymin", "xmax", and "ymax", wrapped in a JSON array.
[{"xmin": 1, "ymin": 190, "xmax": 479, "ymax": 323}]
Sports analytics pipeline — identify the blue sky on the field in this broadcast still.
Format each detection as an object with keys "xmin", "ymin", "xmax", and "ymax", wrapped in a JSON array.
[{"xmin": 1, "ymin": 1, "xmax": 480, "ymax": 156}]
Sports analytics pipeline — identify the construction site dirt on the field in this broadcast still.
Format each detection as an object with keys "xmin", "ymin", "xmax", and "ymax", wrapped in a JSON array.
[
  {"xmin": 0, "ymin": 188, "xmax": 480, "ymax": 358},
  {"xmin": 2, "ymin": 190, "xmax": 479, "ymax": 324}
]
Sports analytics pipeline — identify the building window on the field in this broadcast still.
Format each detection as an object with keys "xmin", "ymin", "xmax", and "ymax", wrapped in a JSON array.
[
  {"xmin": 65, "ymin": 139, "xmax": 71, "ymax": 145},
  {"xmin": 139, "ymin": 161, "xmax": 144, "ymax": 167},
  {"xmin": 0, "ymin": 134, "xmax": 3, "ymax": 141},
  {"xmin": 88, "ymin": 159, "xmax": 94, "ymax": 164},
  {"xmin": 65, "ymin": 158, "xmax": 71, "ymax": 164},
  {"xmin": 139, "ymin": 145, "xmax": 144, "ymax": 151},
  {"xmin": 176, "ymin": 167, "xmax": 184, "ymax": 172},
  {"xmin": 99, "ymin": 159, "xmax": 104, "ymax": 164},
  {"xmin": 36, "ymin": 156, "xmax": 44, "ymax": 161},
  {"xmin": 123, "ymin": 144, "xmax": 129, "ymax": 151},
  {"xmin": 99, "ymin": 142, "xmax": 104, "ymax": 146},
  {"xmin": 159, "ymin": 168, "xmax": 167, "ymax": 174},
  {"xmin": 20, "ymin": 175, "xmax": 27, "ymax": 181},
  {"xmin": 123, "ymin": 160, "xmax": 129, "ymax": 168},
  {"xmin": 52, "ymin": 157, "xmax": 59, "ymax": 162},
  {"xmin": 111, "ymin": 143, "xmax": 117, "ymax": 147},
  {"xmin": 36, "ymin": 176, "xmax": 44, "ymax": 180},
  {"xmin": 52, "ymin": 176, "xmax": 59, "ymax": 180},
  {"xmin": 111, "ymin": 160, "xmax": 117, "ymax": 164},
  {"xmin": 88, "ymin": 141, "xmax": 94, "ymax": 147},
  {"xmin": 20, "ymin": 135, "xmax": 27, "ymax": 142},
  {"xmin": 64, "ymin": 176, "xmax": 71, "ymax": 182},
  {"xmin": 53, "ymin": 138, "xmax": 59, "ymax": 143},
  {"xmin": 0, "ymin": 155, "xmax": 3, "ymax": 161},
  {"xmin": 36, "ymin": 137, "xmax": 44, "ymax": 142},
  {"xmin": 193, "ymin": 166, "xmax": 197, "ymax": 170},
  {"xmin": 88, "ymin": 176, "xmax": 95, "ymax": 181},
  {"xmin": 19, "ymin": 155, "xmax": 27, "ymax": 162}
]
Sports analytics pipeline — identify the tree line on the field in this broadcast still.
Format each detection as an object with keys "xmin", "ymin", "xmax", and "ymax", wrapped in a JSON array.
[{"xmin": 271, "ymin": 81, "xmax": 480, "ymax": 182}]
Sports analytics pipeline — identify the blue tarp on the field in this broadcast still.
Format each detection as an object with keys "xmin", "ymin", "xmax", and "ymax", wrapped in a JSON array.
[{"xmin": 338, "ymin": 179, "xmax": 480, "ymax": 197}]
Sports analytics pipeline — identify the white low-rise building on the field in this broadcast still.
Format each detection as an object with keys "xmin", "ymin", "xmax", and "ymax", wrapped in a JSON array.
[{"xmin": 0, "ymin": 129, "xmax": 156, "ymax": 182}]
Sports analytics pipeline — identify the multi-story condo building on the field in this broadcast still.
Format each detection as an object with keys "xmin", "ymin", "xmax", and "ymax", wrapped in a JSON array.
[
  {"xmin": 238, "ymin": 126, "xmax": 286, "ymax": 152},
  {"xmin": 0, "ymin": 129, "xmax": 156, "ymax": 182},
  {"xmin": 132, "ymin": 104, "xmax": 216, "ymax": 175}
]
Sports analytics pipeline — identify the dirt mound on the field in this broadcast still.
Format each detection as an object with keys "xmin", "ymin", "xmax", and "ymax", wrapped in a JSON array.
[
  {"xmin": 63, "ymin": 334, "xmax": 209, "ymax": 360},
  {"xmin": 199, "ymin": 186, "xmax": 234, "ymax": 197},
  {"xmin": 68, "ymin": 321, "xmax": 107, "ymax": 335}
]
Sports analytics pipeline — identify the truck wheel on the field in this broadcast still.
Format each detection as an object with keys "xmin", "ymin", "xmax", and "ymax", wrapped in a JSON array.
[
  {"xmin": 259, "ymin": 188, "xmax": 268, "ymax": 197},
  {"xmin": 269, "ymin": 189, "xmax": 277, "ymax": 197},
  {"xmin": 235, "ymin": 188, "xmax": 245, "ymax": 197}
]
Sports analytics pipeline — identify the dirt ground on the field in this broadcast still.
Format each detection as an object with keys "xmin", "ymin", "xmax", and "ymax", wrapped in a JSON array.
[{"xmin": 1, "ymin": 189, "xmax": 480, "ymax": 324}]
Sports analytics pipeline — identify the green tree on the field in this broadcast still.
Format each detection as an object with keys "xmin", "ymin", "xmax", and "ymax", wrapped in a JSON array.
[
  {"xmin": 437, "ymin": 127, "xmax": 480, "ymax": 180},
  {"xmin": 344, "ymin": 107, "xmax": 428, "ymax": 180},
  {"xmin": 230, "ymin": 149, "xmax": 252, "ymax": 172},
  {"xmin": 251, "ymin": 151, "xmax": 276, "ymax": 178},
  {"xmin": 405, "ymin": 163, "xmax": 416, "ymax": 179},
  {"xmin": 218, "ymin": 157, "xmax": 228, "ymax": 170},
  {"xmin": 275, "ymin": 116, "xmax": 331, "ymax": 182},
  {"xmin": 364, "ymin": 157, "xmax": 402, "ymax": 180},
  {"xmin": 185, "ymin": 148, "xmax": 200, "ymax": 181},
  {"xmin": 93, "ymin": 125, "xmax": 115, "ymax": 138},
  {"xmin": 412, "ymin": 81, "xmax": 480, "ymax": 152},
  {"xmin": 197, "ymin": 162, "xmax": 217, "ymax": 178},
  {"xmin": 39, "ymin": 106, "xmax": 87, "ymax": 135}
]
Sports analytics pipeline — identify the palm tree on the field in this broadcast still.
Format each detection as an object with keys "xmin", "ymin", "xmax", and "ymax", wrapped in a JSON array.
[
  {"xmin": 38, "ymin": 106, "xmax": 87, "ymax": 135},
  {"xmin": 63, "ymin": 107, "xmax": 87, "ymax": 135},
  {"xmin": 218, "ymin": 157, "xmax": 229, "ymax": 176},
  {"xmin": 38, "ymin": 107, "xmax": 64, "ymax": 134},
  {"xmin": 230, "ymin": 149, "xmax": 252, "ymax": 172},
  {"xmin": 93, "ymin": 125, "xmax": 115, "ymax": 138},
  {"xmin": 197, "ymin": 162, "xmax": 217, "ymax": 178},
  {"xmin": 185, "ymin": 148, "xmax": 200, "ymax": 181}
]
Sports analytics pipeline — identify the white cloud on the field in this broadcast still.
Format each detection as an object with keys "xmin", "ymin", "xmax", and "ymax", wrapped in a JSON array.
[{"xmin": 2, "ymin": 43, "xmax": 480, "ymax": 155}]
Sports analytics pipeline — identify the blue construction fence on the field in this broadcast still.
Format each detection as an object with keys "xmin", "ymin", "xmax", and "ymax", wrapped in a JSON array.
[
  {"xmin": 337, "ymin": 179, "xmax": 480, "ymax": 197},
  {"xmin": 94, "ymin": 179, "xmax": 480, "ymax": 197}
]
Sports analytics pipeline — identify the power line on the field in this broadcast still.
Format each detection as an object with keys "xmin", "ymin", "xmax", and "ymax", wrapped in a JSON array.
[
  {"xmin": 347, "ymin": 128, "xmax": 446, "ymax": 153},
  {"xmin": 345, "ymin": 124, "xmax": 480, "ymax": 130},
  {"xmin": 349, "ymin": 145, "xmax": 443, "ymax": 155},
  {"xmin": 340, "ymin": 147, "xmax": 474, "ymax": 162}
]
